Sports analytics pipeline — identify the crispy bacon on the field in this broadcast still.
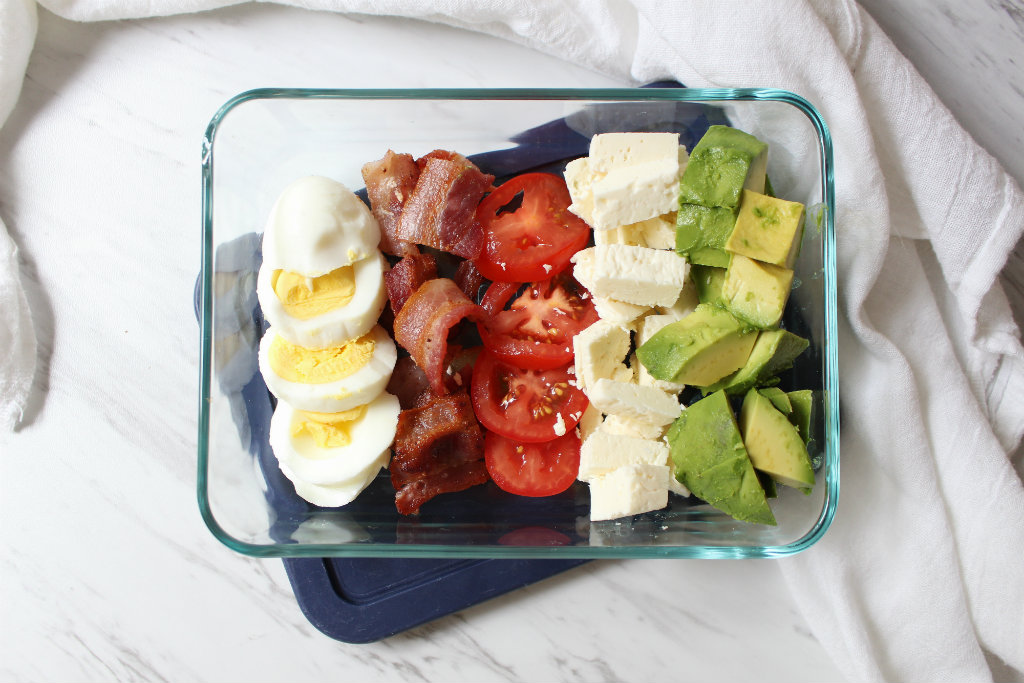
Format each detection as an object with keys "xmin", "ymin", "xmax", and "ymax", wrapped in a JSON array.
[
  {"xmin": 390, "ymin": 391, "xmax": 488, "ymax": 515},
  {"xmin": 453, "ymin": 259, "xmax": 487, "ymax": 302},
  {"xmin": 361, "ymin": 150, "xmax": 420, "ymax": 256},
  {"xmin": 393, "ymin": 278, "xmax": 484, "ymax": 395},
  {"xmin": 384, "ymin": 248, "xmax": 437, "ymax": 316},
  {"xmin": 386, "ymin": 356, "xmax": 433, "ymax": 410},
  {"xmin": 395, "ymin": 155, "xmax": 493, "ymax": 259}
]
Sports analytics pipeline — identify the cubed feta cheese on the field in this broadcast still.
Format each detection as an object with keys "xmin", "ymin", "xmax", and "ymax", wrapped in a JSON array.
[
  {"xmin": 589, "ymin": 464, "xmax": 670, "ymax": 521},
  {"xmin": 657, "ymin": 278, "xmax": 700, "ymax": 320},
  {"xmin": 577, "ymin": 404, "xmax": 604, "ymax": 441},
  {"xmin": 564, "ymin": 157, "xmax": 595, "ymax": 225},
  {"xmin": 572, "ymin": 319, "xmax": 632, "ymax": 394},
  {"xmin": 588, "ymin": 132, "xmax": 680, "ymax": 175},
  {"xmin": 587, "ymin": 378, "xmax": 681, "ymax": 428},
  {"xmin": 591, "ymin": 159, "xmax": 679, "ymax": 229},
  {"xmin": 572, "ymin": 244, "xmax": 690, "ymax": 307},
  {"xmin": 598, "ymin": 412, "xmax": 668, "ymax": 440},
  {"xmin": 578, "ymin": 430, "xmax": 670, "ymax": 481},
  {"xmin": 591, "ymin": 296, "xmax": 650, "ymax": 324}
]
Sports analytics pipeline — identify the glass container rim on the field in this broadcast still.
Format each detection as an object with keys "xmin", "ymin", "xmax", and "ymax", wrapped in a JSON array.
[{"xmin": 197, "ymin": 86, "xmax": 839, "ymax": 560}]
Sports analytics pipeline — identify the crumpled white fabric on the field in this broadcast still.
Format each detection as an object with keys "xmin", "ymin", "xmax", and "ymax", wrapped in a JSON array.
[{"xmin": 2, "ymin": 1, "xmax": 1022, "ymax": 680}]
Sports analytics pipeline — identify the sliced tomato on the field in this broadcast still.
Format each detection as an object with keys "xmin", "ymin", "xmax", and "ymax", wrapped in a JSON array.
[
  {"xmin": 485, "ymin": 429, "xmax": 581, "ymax": 497},
  {"xmin": 478, "ymin": 275, "xmax": 598, "ymax": 370},
  {"xmin": 470, "ymin": 350, "xmax": 588, "ymax": 443},
  {"xmin": 474, "ymin": 173, "xmax": 590, "ymax": 283}
]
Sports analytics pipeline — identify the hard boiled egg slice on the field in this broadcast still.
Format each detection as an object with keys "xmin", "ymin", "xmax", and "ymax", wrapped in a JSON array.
[
  {"xmin": 262, "ymin": 175, "xmax": 381, "ymax": 275},
  {"xmin": 257, "ymin": 251, "xmax": 386, "ymax": 349},
  {"xmin": 280, "ymin": 451, "xmax": 389, "ymax": 508},
  {"xmin": 259, "ymin": 324, "xmax": 397, "ymax": 413},
  {"xmin": 269, "ymin": 391, "xmax": 400, "ymax": 486}
]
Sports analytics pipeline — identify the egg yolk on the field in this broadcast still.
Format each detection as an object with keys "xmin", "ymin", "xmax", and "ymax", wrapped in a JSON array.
[
  {"xmin": 268, "ymin": 332, "xmax": 375, "ymax": 384},
  {"xmin": 291, "ymin": 405, "xmax": 366, "ymax": 448},
  {"xmin": 272, "ymin": 266, "xmax": 356, "ymax": 320}
]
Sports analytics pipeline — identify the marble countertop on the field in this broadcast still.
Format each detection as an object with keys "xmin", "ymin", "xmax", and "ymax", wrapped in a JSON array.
[{"xmin": 2, "ymin": 3, "xmax": 1021, "ymax": 682}]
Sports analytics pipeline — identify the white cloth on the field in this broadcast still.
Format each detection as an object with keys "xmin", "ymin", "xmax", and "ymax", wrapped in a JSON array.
[{"xmin": 2, "ymin": 1, "xmax": 1022, "ymax": 680}]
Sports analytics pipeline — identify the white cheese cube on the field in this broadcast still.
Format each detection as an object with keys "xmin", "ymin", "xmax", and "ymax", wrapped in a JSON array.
[
  {"xmin": 578, "ymin": 430, "xmax": 669, "ymax": 481},
  {"xmin": 573, "ymin": 320, "xmax": 632, "ymax": 394},
  {"xmin": 564, "ymin": 157, "xmax": 595, "ymax": 225},
  {"xmin": 577, "ymin": 403, "xmax": 604, "ymax": 441},
  {"xmin": 599, "ymin": 412, "xmax": 668, "ymax": 440},
  {"xmin": 588, "ymin": 132, "xmax": 680, "ymax": 175},
  {"xmin": 591, "ymin": 159, "xmax": 680, "ymax": 229},
  {"xmin": 588, "ymin": 378, "xmax": 681, "ymax": 428},
  {"xmin": 657, "ymin": 278, "xmax": 699, "ymax": 320},
  {"xmin": 589, "ymin": 464, "xmax": 670, "ymax": 521},
  {"xmin": 591, "ymin": 296, "xmax": 650, "ymax": 324},
  {"xmin": 572, "ymin": 244, "xmax": 690, "ymax": 308},
  {"xmin": 627, "ymin": 213, "xmax": 678, "ymax": 250}
]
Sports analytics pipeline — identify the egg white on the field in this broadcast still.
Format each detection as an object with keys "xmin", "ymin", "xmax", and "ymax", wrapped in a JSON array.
[
  {"xmin": 261, "ymin": 175, "xmax": 381, "ymax": 275},
  {"xmin": 259, "ymin": 324, "xmax": 397, "ymax": 413},
  {"xmin": 280, "ymin": 451, "xmax": 389, "ymax": 508},
  {"xmin": 269, "ymin": 391, "xmax": 399, "ymax": 486},
  {"xmin": 257, "ymin": 251, "xmax": 387, "ymax": 349}
]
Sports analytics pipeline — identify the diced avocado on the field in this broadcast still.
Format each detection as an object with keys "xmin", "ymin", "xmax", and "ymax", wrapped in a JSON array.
[
  {"xmin": 666, "ymin": 390, "xmax": 776, "ymax": 525},
  {"xmin": 678, "ymin": 126, "xmax": 768, "ymax": 209},
  {"xmin": 758, "ymin": 387, "xmax": 792, "ymax": 414},
  {"xmin": 758, "ymin": 470, "xmax": 778, "ymax": 499},
  {"xmin": 675, "ymin": 204, "xmax": 737, "ymax": 267},
  {"xmin": 721, "ymin": 254, "xmax": 794, "ymax": 329},
  {"xmin": 703, "ymin": 329, "xmax": 810, "ymax": 395},
  {"xmin": 764, "ymin": 175, "xmax": 775, "ymax": 198},
  {"xmin": 725, "ymin": 190, "xmax": 806, "ymax": 268},
  {"xmin": 739, "ymin": 389, "xmax": 814, "ymax": 490},
  {"xmin": 690, "ymin": 265, "xmax": 728, "ymax": 307},
  {"xmin": 636, "ymin": 304, "xmax": 757, "ymax": 387},
  {"xmin": 786, "ymin": 389, "xmax": 815, "ymax": 446}
]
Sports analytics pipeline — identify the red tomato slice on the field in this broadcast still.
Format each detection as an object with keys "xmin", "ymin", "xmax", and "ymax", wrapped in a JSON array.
[
  {"xmin": 478, "ymin": 275, "xmax": 599, "ymax": 370},
  {"xmin": 474, "ymin": 173, "xmax": 590, "ymax": 283},
  {"xmin": 470, "ymin": 350, "xmax": 588, "ymax": 443},
  {"xmin": 485, "ymin": 429, "xmax": 581, "ymax": 497}
]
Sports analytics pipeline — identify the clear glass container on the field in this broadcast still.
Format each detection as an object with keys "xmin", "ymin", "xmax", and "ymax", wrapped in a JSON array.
[{"xmin": 198, "ymin": 88, "xmax": 838, "ymax": 559}]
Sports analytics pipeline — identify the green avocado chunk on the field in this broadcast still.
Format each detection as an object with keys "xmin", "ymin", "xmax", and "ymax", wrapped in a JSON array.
[
  {"xmin": 739, "ymin": 389, "xmax": 815, "ymax": 490},
  {"xmin": 703, "ymin": 328, "xmax": 810, "ymax": 395},
  {"xmin": 721, "ymin": 254, "xmax": 794, "ymax": 329},
  {"xmin": 675, "ymin": 204, "xmax": 737, "ymax": 268},
  {"xmin": 758, "ymin": 387, "xmax": 792, "ymax": 414},
  {"xmin": 690, "ymin": 265, "xmax": 728, "ymax": 307},
  {"xmin": 725, "ymin": 190, "xmax": 806, "ymax": 268},
  {"xmin": 636, "ymin": 303, "xmax": 757, "ymax": 387},
  {"xmin": 786, "ymin": 389, "xmax": 815, "ymax": 446},
  {"xmin": 666, "ymin": 391, "xmax": 776, "ymax": 525},
  {"xmin": 678, "ymin": 125, "xmax": 768, "ymax": 209}
]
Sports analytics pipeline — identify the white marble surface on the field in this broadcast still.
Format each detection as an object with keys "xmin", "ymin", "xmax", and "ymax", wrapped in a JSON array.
[{"xmin": 1, "ymin": 3, "xmax": 1021, "ymax": 682}]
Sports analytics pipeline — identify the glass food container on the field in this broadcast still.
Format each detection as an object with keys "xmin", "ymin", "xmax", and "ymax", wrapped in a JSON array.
[{"xmin": 198, "ymin": 87, "xmax": 838, "ymax": 559}]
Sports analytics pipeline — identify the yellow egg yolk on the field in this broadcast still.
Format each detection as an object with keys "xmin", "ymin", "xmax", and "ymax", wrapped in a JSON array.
[
  {"xmin": 272, "ymin": 266, "xmax": 356, "ymax": 320},
  {"xmin": 268, "ymin": 332, "xmax": 375, "ymax": 384},
  {"xmin": 291, "ymin": 405, "xmax": 366, "ymax": 448}
]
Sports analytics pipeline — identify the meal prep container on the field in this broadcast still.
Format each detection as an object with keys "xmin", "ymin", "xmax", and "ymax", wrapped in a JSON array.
[{"xmin": 198, "ymin": 87, "xmax": 838, "ymax": 560}]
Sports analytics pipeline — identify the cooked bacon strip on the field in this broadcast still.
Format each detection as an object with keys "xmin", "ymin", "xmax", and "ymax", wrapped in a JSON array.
[
  {"xmin": 393, "ymin": 278, "xmax": 484, "ymax": 395},
  {"xmin": 395, "ymin": 155, "xmax": 493, "ymax": 259},
  {"xmin": 386, "ymin": 356, "xmax": 433, "ymax": 410},
  {"xmin": 453, "ymin": 259, "xmax": 487, "ymax": 302},
  {"xmin": 384, "ymin": 248, "xmax": 437, "ymax": 316},
  {"xmin": 361, "ymin": 150, "xmax": 420, "ymax": 256},
  {"xmin": 393, "ymin": 461, "xmax": 489, "ymax": 516},
  {"xmin": 390, "ymin": 391, "xmax": 487, "ymax": 515}
]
